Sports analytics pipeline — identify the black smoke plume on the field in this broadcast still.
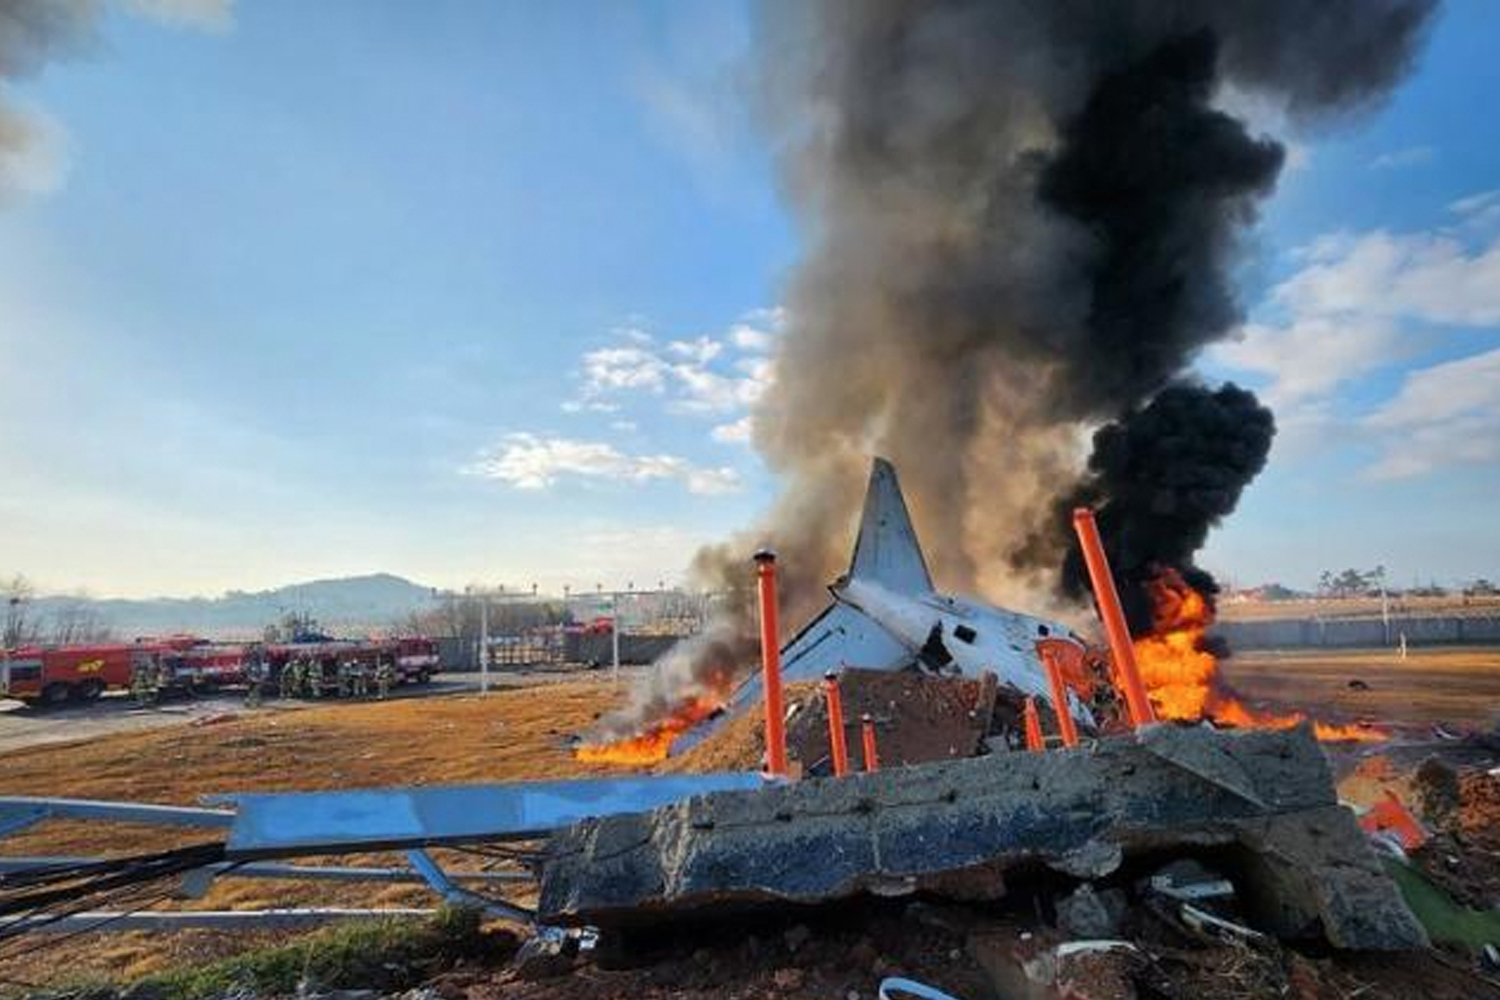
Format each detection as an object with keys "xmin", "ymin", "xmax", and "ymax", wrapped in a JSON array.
[
  {"xmin": 594, "ymin": 0, "xmax": 1435, "ymax": 741},
  {"xmin": 1057, "ymin": 383, "xmax": 1275, "ymax": 631}
]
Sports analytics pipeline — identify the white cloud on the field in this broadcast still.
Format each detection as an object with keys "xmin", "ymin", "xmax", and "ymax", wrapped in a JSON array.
[
  {"xmin": 560, "ymin": 398, "xmax": 619, "ymax": 414},
  {"xmin": 710, "ymin": 415, "xmax": 753, "ymax": 444},
  {"xmin": 1211, "ymin": 200, "xmax": 1500, "ymax": 481},
  {"xmin": 1368, "ymin": 145, "xmax": 1434, "ymax": 170},
  {"xmin": 729, "ymin": 324, "xmax": 772, "ymax": 352},
  {"xmin": 666, "ymin": 336, "xmax": 723, "ymax": 365},
  {"xmin": 1212, "ymin": 315, "xmax": 1405, "ymax": 404},
  {"xmin": 682, "ymin": 466, "xmax": 742, "ymax": 495},
  {"xmin": 567, "ymin": 309, "xmax": 779, "ymax": 419},
  {"xmin": 667, "ymin": 359, "xmax": 768, "ymax": 414},
  {"xmin": 466, "ymin": 433, "xmax": 740, "ymax": 495},
  {"xmin": 1215, "ymin": 212, "xmax": 1500, "ymax": 408},
  {"xmin": 1364, "ymin": 347, "xmax": 1500, "ymax": 479},
  {"xmin": 580, "ymin": 345, "xmax": 669, "ymax": 394},
  {"xmin": 120, "ymin": 0, "xmax": 235, "ymax": 32},
  {"xmin": 1449, "ymin": 190, "xmax": 1500, "ymax": 233},
  {"xmin": 1276, "ymin": 228, "xmax": 1500, "ymax": 327}
]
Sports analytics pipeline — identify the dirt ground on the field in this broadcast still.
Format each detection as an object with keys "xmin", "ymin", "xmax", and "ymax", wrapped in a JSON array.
[
  {"xmin": 3, "ymin": 649, "xmax": 1500, "ymax": 991},
  {"xmin": 1222, "ymin": 647, "xmax": 1500, "ymax": 728}
]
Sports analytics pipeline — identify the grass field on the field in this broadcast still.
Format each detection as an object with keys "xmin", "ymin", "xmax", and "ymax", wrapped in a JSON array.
[{"xmin": 0, "ymin": 680, "xmax": 631, "ymax": 984}]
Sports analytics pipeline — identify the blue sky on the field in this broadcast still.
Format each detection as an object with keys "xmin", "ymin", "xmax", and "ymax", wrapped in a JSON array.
[{"xmin": 0, "ymin": 0, "xmax": 1497, "ymax": 598}]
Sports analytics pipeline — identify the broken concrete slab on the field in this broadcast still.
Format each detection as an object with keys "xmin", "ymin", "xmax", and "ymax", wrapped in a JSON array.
[{"xmin": 538, "ymin": 724, "xmax": 1426, "ymax": 950}]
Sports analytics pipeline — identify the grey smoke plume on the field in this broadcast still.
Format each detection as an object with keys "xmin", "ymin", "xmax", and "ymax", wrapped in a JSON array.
[
  {"xmin": 595, "ymin": 0, "xmax": 1437, "ymax": 740},
  {"xmin": 0, "ymin": 0, "xmax": 232, "ymax": 202},
  {"xmin": 584, "ymin": 620, "xmax": 756, "ymax": 744},
  {"xmin": 0, "ymin": 0, "xmax": 93, "ymax": 201}
]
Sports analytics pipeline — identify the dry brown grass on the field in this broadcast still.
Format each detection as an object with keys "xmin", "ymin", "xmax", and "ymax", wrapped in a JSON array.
[{"xmin": 0, "ymin": 680, "xmax": 635, "ymax": 985}]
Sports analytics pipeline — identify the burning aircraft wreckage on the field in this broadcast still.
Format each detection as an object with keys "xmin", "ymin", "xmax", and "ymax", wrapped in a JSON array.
[
  {"xmin": 0, "ymin": 459, "xmax": 1432, "ymax": 976},
  {"xmin": 3, "ymin": 0, "xmax": 1485, "ymax": 990}
]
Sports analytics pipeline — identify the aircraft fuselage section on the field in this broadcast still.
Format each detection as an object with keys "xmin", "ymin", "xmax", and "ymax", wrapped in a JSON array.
[{"xmin": 834, "ymin": 577, "xmax": 1078, "ymax": 704}]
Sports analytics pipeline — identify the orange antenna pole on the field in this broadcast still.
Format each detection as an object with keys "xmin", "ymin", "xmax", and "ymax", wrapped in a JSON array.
[
  {"xmin": 754, "ymin": 549, "xmax": 789, "ymax": 777},
  {"xmin": 1023, "ymin": 696, "xmax": 1045, "ymax": 752},
  {"xmin": 860, "ymin": 713, "xmax": 880, "ymax": 772},
  {"xmin": 1037, "ymin": 640, "xmax": 1080, "ymax": 748},
  {"xmin": 1071, "ymin": 507, "xmax": 1156, "ymax": 729},
  {"xmin": 823, "ymin": 670, "xmax": 850, "ymax": 777}
]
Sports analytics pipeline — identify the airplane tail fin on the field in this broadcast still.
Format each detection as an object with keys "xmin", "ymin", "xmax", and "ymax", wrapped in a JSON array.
[{"xmin": 846, "ymin": 457, "xmax": 934, "ymax": 594}]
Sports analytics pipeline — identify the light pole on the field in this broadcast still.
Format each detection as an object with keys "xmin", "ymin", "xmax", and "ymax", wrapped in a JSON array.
[
  {"xmin": 3, "ymin": 594, "xmax": 23, "ymax": 696},
  {"xmin": 610, "ymin": 590, "xmax": 621, "ymax": 683},
  {"xmin": 479, "ymin": 592, "xmax": 490, "ymax": 695}
]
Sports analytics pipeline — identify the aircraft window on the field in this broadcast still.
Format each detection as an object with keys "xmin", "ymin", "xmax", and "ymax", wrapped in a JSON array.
[
  {"xmin": 953, "ymin": 625, "xmax": 978, "ymax": 644},
  {"xmin": 919, "ymin": 624, "xmax": 954, "ymax": 669},
  {"xmin": 1038, "ymin": 624, "xmax": 1050, "ymax": 636}
]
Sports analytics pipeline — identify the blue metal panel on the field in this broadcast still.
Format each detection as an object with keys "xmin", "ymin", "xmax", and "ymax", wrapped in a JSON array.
[
  {"xmin": 215, "ymin": 773, "xmax": 765, "ymax": 857},
  {"xmin": 0, "ymin": 797, "xmax": 233, "ymax": 830},
  {"xmin": 0, "ymin": 807, "xmax": 46, "ymax": 841},
  {"xmin": 405, "ymin": 848, "xmax": 533, "ymax": 924}
]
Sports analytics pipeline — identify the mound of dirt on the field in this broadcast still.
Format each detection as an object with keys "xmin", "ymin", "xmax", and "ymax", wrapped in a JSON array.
[{"xmin": 662, "ymin": 669, "xmax": 999, "ymax": 776}]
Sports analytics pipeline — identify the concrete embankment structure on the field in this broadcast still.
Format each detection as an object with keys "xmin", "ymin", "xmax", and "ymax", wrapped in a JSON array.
[
  {"xmin": 1216, "ymin": 615, "xmax": 1500, "ymax": 650},
  {"xmin": 540, "ymin": 725, "xmax": 1426, "ymax": 951}
]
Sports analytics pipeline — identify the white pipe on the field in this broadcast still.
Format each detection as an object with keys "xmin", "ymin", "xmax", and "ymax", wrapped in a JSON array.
[
  {"xmin": 5, "ymin": 908, "xmax": 437, "ymax": 934},
  {"xmin": 480, "ymin": 595, "xmax": 490, "ymax": 695}
]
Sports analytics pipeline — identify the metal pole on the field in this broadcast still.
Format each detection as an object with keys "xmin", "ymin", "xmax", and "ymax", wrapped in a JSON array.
[
  {"xmin": 754, "ymin": 550, "xmax": 788, "ymax": 777},
  {"xmin": 1071, "ymin": 507, "xmax": 1156, "ymax": 729},
  {"xmin": 822, "ymin": 670, "xmax": 850, "ymax": 777},
  {"xmin": 1023, "ymin": 696, "xmax": 1045, "ymax": 752},
  {"xmin": 611, "ymin": 592, "xmax": 621, "ymax": 683},
  {"xmin": 480, "ymin": 594, "xmax": 490, "ymax": 695},
  {"xmin": 1037, "ymin": 640, "xmax": 1080, "ymax": 748},
  {"xmin": 860, "ymin": 714, "xmax": 879, "ymax": 773}
]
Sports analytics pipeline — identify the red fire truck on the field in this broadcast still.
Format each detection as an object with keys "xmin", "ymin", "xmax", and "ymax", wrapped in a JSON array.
[
  {"xmin": 2, "ymin": 636, "xmax": 438, "ymax": 706},
  {"xmin": 391, "ymin": 637, "xmax": 439, "ymax": 683},
  {"xmin": 157, "ymin": 640, "xmax": 254, "ymax": 691},
  {"xmin": 0, "ymin": 642, "xmax": 166, "ymax": 705}
]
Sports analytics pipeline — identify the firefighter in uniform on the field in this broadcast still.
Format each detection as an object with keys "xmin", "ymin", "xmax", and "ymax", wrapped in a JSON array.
[
  {"xmin": 303, "ymin": 657, "xmax": 322, "ymax": 698},
  {"xmin": 279, "ymin": 658, "xmax": 299, "ymax": 699},
  {"xmin": 245, "ymin": 654, "xmax": 265, "ymax": 708},
  {"xmin": 130, "ymin": 656, "xmax": 157, "ymax": 706},
  {"xmin": 374, "ymin": 657, "xmax": 395, "ymax": 700},
  {"xmin": 353, "ymin": 660, "xmax": 370, "ymax": 699}
]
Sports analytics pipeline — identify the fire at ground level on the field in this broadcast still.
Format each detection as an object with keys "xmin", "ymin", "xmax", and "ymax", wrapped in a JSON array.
[
  {"xmin": 2, "ymin": 646, "xmax": 1500, "ymax": 997},
  {"xmin": 576, "ymin": 568, "xmax": 1395, "ymax": 768}
]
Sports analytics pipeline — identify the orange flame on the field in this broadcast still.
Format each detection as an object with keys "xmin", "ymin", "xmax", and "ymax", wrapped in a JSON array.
[
  {"xmin": 574, "ymin": 695, "xmax": 723, "ymax": 766},
  {"xmin": 1132, "ymin": 568, "xmax": 1383, "ymax": 743}
]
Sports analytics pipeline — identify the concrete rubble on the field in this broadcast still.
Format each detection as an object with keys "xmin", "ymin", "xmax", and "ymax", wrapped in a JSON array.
[{"xmin": 539, "ymin": 723, "xmax": 1427, "ymax": 950}]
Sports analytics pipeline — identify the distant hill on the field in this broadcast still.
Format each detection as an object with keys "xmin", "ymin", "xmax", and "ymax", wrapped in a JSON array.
[{"xmin": 29, "ymin": 573, "xmax": 439, "ymax": 640}]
